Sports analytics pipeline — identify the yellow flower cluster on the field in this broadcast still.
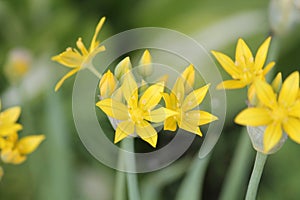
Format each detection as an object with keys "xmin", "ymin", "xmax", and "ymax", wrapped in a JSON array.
[
  {"xmin": 0, "ymin": 101, "xmax": 45, "ymax": 180},
  {"xmin": 96, "ymin": 50, "xmax": 218, "ymax": 147},
  {"xmin": 212, "ymin": 37, "xmax": 300, "ymax": 154}
]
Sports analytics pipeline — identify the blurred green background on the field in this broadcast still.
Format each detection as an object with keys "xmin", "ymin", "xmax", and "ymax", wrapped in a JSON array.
[{"xmin": 0, "ymin": 0, "xmax": 300, "ymax": 199}]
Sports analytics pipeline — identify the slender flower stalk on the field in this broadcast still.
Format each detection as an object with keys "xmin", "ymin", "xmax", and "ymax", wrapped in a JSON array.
[
  {"xmin": 52, "ymin": 17, "xmax": 106, "ymax": 91},
  {"xmin": 245, "ymin": 152, "xmax": 267, "ymax": 200}
]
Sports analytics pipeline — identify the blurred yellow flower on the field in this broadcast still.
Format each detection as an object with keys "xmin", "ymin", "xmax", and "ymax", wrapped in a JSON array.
[
  {"xmin": 235, "ymin": 71, "xmax": 300, "ymax": 153},
  {"xmin": 0, "ymin": 104, "xmax": 22, "ymax": 137},
  {"xmin": 162, "ymin": 72, "xmax": 218, "ymax": 136},
  {"xmin": 212, "ymin": 37, "xmax": 275, "ymax": 98},
  {"xmin": 96, "ymin": 73, "xmax": 176, "ymax": 147},
  {"xmin": 99, "ymin": 70, "xmax": 117, "ymax": 99},
  {"xmin": 52, "ymin": 17, "xmax": 106, "ymax": 91},
  {"xmin": 0, "ymin": 132, "xmax": 45, "ymax": 164}
]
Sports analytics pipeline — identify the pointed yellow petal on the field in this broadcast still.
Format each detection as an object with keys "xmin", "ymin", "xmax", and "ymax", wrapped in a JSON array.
[
  {"xmin": 164, "ymin": 117, "xmax": 177, "ymax": 131},
  {"xmin": 172, "ymin": 77, "xmax": 185, "ymax": 103},
  {"xmin": 139, "ymin": 82, "xmax": 164, "ymax": 110},
  {"xmin": 254, "ymin": 37, "xmax": 271, "ymax": 70},
  {"xmin": 0, "ymin": 107, "xmax": 21, "ymax": 123},
  {"xmin": 162, "ymin": 93, "xmax": 171, "ymax": 108},
  {"xmin": 90, "ymin": 17, "xmax": 106, "ymax": 51},
  {"xmin": 211, "ymin": 51, "xmax": 240, "ymax": 78},
  {"xmin": 289, "ymin": 101, "xmax": 300, "ymax": 118},
  {"xmin": 0, "ymin": 124, "xmax": 23, "ymax": 137},
  {"xmin": 178, "ymin": 118, "xmax": 203, "ymax": 136},
  {"xmin": 182, "ymin": 84, "xmax": 210, "ymax": 111},
  {"xmin": 263, "ymin": 122, "xmax": 282, "ymax": 153},
  {"xmin": 235, "ymin": 38, "xmax": 253, "ymax": 67},
  {"xmin": 187, "ymin": 110, "xmax": 218, "ymax": 126},
  {"xmin": 271, "ymin": 72, "xmax": 282, "ymax": 93},
  {"xmin": 114, "ymin": 120, "xmax": 134, "ymax": 143},
  {"xmin": 52, "ymin": 48, "xmax": 83, "ymax": 68},
  {"xmin": 254, "ymin": 80, "xmax": 277, "ymax": 109},
  {"xmin": 17, "ymin": 135, "xmax": 45, "ymax": 155},
  {"xmin": 55, "ymin": 68, "xmax": 80, "ymax": 92},
  {"xmin": 76, "ymin": 38, "xmax": 89, "ymax": 56},
  {"xmin": 235, "ymin": 108, "xmax": 272, "ymax": 126},
  {"xmin": 217, "ymin": 80, "xmax": 246, "ymax": 90},
  {"xmin": 96, "ymin": 99, "xmax": 129, "ymax": 120},
  {"xmin": 278, "ymin": 71, "xmax": 299, "ymax": 107},
  {"xmin": 139, "ymin": 50, "xmax": 151, "ymax": 65},
  {"xmin": 262, "ymin": 61, "xmax": 275, "ymax": 76},
  {"xmin": 121, "ymin": 73, "xmax": 138, "ymax": 107},
  {"xmin": 181, "ymin": 64, "xmax": 195, "ymax": 92},
  {"xmin": 144, "ymin": 108, "xmax": 178, "ymax": 123},
  {"xmin": 136, "ymin": 121, "xmax": 158, "ymax": 147},
  {"xmin": 283, "ymin": 117, "xmax": 300, "ymax": 143}
]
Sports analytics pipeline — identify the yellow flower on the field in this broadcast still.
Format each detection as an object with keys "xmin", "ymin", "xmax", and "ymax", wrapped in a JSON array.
[
  {"xmin": 96, "ymin": 73, "xmax": 176, "ymax": 147},
  {"xmin": 52, "ymin": 17, "xmax": 106, "ymax": 91},
  {"xmin": 99, "ymin": 70, "xmax": 117, "ymax": 98},
  {"xmin": 162, "ymin": 75, "xmax": 218, "ymax": 136},
  {"xmin": 212, "ymin": 37, "xmax": 275, "ymax": 95},
  {"xmin": 181, "ymin": 64, "xmax": 195, "ymax": 93},
  {"xmin": 235, "ymin": 71, "xmax": 300, "ymax": 153},
  {"xmin": 0, "ymin": 132, "xmax": 45, "ymax": 164},
  {"xmin": 0, "ymin": 104, "xmax": 22, "ymax": 137}
]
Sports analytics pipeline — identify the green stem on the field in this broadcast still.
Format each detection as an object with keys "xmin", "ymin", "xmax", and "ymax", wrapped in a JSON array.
[
  {"xmin": 115, "ymin": 141, "xmax": 126, "ymax": 200},
  {"xmin": 123, "ymin": 138, "xmax": 141, "ymax": 200},
  {"xmin": 88, "ymin": 64, "xmax": 102, "ymax": 79},
  {"xmin": 175, "ymin": 153, "xmax": 211, "ymax": 200},
  {"xmin": 219, "ymin": 129, "xmax": 254, "ymax": 200},
  {"xmin": 245, "ymin": 151, "xmax": 268, "ymax": 200}
]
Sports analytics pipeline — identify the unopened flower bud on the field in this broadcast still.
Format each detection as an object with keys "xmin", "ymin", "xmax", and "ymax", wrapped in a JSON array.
[
  {"xmin": 114, "ymin": 57, "xmax": 132, "ymax": 80},
  {"xmin": 138, "ymin": 50, "xmax": 153, "ymax": 77},
  {"xmin": 99, "ymin": 70, "xmax": 117, "ymax": 98}
]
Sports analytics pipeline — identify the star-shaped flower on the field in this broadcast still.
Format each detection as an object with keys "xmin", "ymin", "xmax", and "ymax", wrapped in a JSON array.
[
  {"xmin": 212, "ymin": 37, "xmax": 275, "ymax": 99},
  {"xmin": 162, "ymin": 66, "xmax": 218, "ymax": 136},
  {"xmin": 52, "ymin": 17, "xmax": 106, "ymax": 91},
  {"xmin": 235, "ymin": 71, "xmax": 300, "ymax": 153},
  {"xmin": 96, "ymin": 73, "xmax": 177, "ymax": 147}
]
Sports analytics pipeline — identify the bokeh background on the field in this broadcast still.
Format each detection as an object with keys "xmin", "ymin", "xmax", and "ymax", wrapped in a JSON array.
[{"xmin": 0, "ymin": 0, "xmax": 300, "ymax": 199}]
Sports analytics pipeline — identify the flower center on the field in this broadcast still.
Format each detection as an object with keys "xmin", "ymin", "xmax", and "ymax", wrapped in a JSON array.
[
  {"xmin": 129, "ymin": 107, "xmax": 145, "ymax": 124},
  {"xmin": 272, "ymin": 106, "xmax": 288, "ymax": 122}
]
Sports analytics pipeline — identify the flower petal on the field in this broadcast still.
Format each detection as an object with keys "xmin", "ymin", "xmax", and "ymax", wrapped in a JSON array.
[
  {"xmin": 263, "ymin": 122, "xmax": 282, "ymax": 153},
  {"xmin": 144, "ymin": 107, "xmax": 177, "ymax": 123},
  {"xmin": 17, "ymin": 135, "xmax": 45, "ymax": 155},
  {"xmin": 289, "ymin": 101, "xmax": 300, "ymax": 118},
  {"xmin": 121, "ymin": 73, "xmax": 138, "ymax": 108},
  {"xmin": 211, "ymin": 51, "xmax": 240, "ymax": 78},
  {"xmin": 139, "ymin": 82, "xmax": 164, "ymax": 110},
  {"xmin": 186, "ymin": 110, "xmax": 218, "ymax": 126},
  {"xmin": 96, "ymin": 99, "xmax": 129, "ymax": 120},
  {"xmin": 283, "ymin": 117, "xmax": 300, "ymax": 144},
  {"xmin": 178, "ymin": 118, "xmax": 203, "ymax": 136},
  {"xmin": 235, "ymin": 108, "xmax": 272, "ymax": 126},
  {"xmin": 90, "ymin": 17, "xmax": 106, "ymax": 52},
  {"xmin": 235, "ymin": 38, "xmax": 253, "ymax": 67},
  {"xmin": 55, "ymin": 68, "xmax": 80, "ymax": 92},
  {"xmin": 262, "ymin": 61, "xmax": 275, "ymax": 76},
  {"xmin": 76, "ymin": 38, "xmax": 89, "ymax": 56},
  {"xmin": 278, "ymin": 71, "xmax": 299, "ymax": 107},
  {"xmin": 136, "ymin": 121, "xmax": 158, "ymax": 147},
  {"xmin": 164, "ymin": 117, "xmax": 177, "ymax": 131},
  {"xmin": 271, "ymin": 72, "xmax": 282, "ymax": 93},
  {"xmin": 216, "ymin": 80, "xmax": 246, "ymax": 90},
  {"xmin": 0, "ymin": 107, "xmax": 21, "ymax": 123},
  {"xmin": 114, "ymin": 120, "xmax": 134, "ymax": 143},
  {"xmin": 254, "ymin": 37, "xmax": 271, "ymax": 70},
  {"xmin": 172, "ymin": 77, "xmax": 185, "ymax": 104},
  {"xmin": 182, "ymin": 84, "xmax": 210, "ymax": 111},
  {"xmin": 52, "ymin": 48, "xmax": 83, "ymax": 68},
  {"xmin": 181, "ymin": 64, "xmax": 195, "ymax": 93},
  {"xmin": 0, "ymin": 124, "xmax": 23, "ymax": 137},
  {"xmin": 254, "ymin": 80, "xmax": 277, "ymax": 109}
]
